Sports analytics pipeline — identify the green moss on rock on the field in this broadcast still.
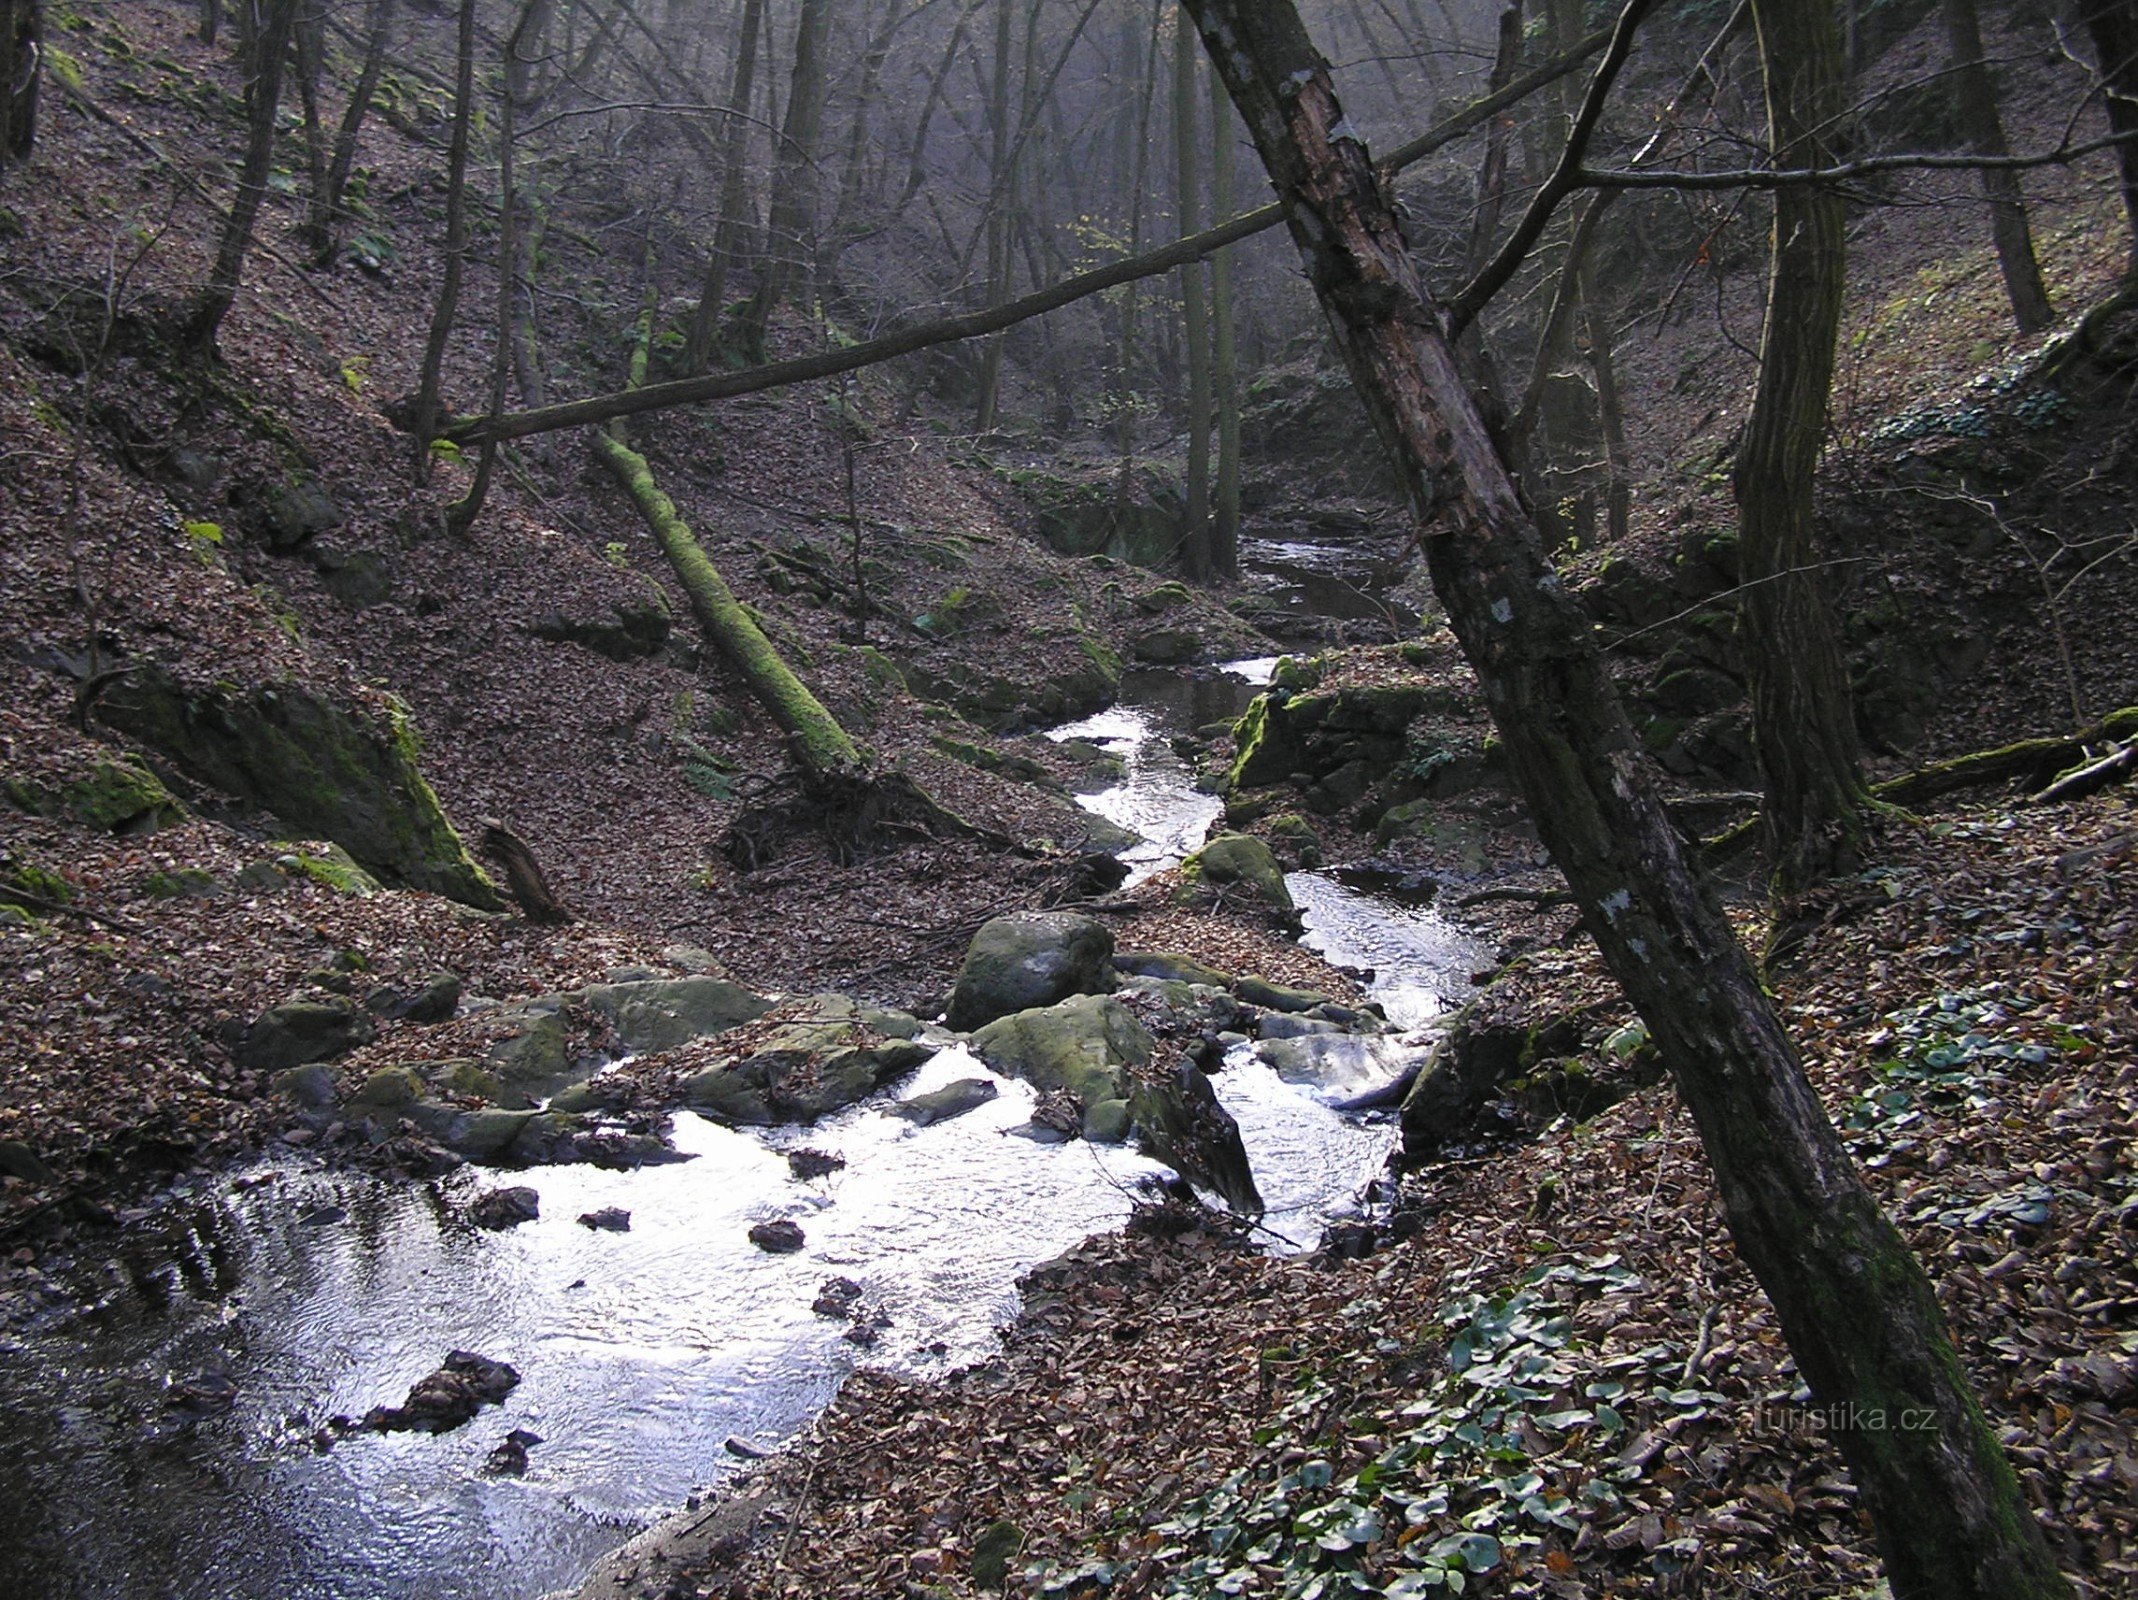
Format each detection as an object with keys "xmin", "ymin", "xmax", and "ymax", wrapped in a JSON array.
[
  {"xmin": 99, "ymin": 665, "xmax": 499, "ymax": 908},
  {"xmin": 5, "ymin": 759, "xmax": 180, "ymax": 833}
]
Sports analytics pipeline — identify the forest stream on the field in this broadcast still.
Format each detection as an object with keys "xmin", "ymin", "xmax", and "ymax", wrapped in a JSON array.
[{"xmin": 0, "ymin": 543, "xmax": 1487, "ymax": 1600}]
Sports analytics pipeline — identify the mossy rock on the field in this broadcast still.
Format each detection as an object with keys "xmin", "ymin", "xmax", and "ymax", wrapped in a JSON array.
[
  {"xmin": 1372, "ymin": 801, "xmax": 1491, "ymax": 872},
  {"xmin": 968, "ymin": 993, "xmax": 1154, "ymax": 1110},
  {"xmin": 1113, "ymin": 950, "xmax": 1234, "ymax": 989},
  {"xmin": 1234, "ymin": 976, "xmax": 1333, "ymax": 1015},
  {"xmin": 579, "ymin": 976, "xmax": 774, "ymax": 1052},
  {"xmin": 277, "ymin": 845, "xmax": 382, "ymax": 896},
  {"xmin": 1226, "ymin": 693, "xmax": 1305, "ymax": 790},
  {"xmin": 140, "ymin": 867, "xmax": 223, "ymax": 899},
  {"xmin": 100, "ymin": 665, "xmax": 499, "ymax": 908},
  {"xmin": 5, "ymin": 758, "xmax": 180, "ymax": 833},
  {"xmin": 947, "ymin": 912, "xmax": 1116, "ymax": 1031},
  {"xmin": 1129, "ymin": 626, "xmax": 1201, "ymax": 665},
  {"xmin": 1178, "ymin": 833, "xmax": 1293, "ymax": 914},
  {"xmin": 682, "ymin": 1022, "xmax": 934, "ymax": 1126},
  {"xmin": 237, "ymin": 998, "xmax": 375, "ymax": 1072},
  {"xmin": 1266, "ymin": 813, "xmax": 1325, "ymax": 868}
]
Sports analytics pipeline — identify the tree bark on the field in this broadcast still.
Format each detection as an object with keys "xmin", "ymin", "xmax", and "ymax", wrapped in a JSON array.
[
  {"xmin": 1174, "ymin": 12, "xmax": 1213, "ymax": 581},
  {"xmin": 743, "ymin": 0, "xmax": 833, "ymax": 355},
  {"xmin": 1179, "ymin": 6, "xmax": 2075, "ymax": 1597},
  {"xmin": 186, "ymin": 0, "xmax": 300, "ymax": 349},
  {"xmin": 687, "ymin": 0, "xmax": 766, "ymax": 371},
  {"xmin": 1941, "ymin": 0, "xmax": 2053, "ymax": 331},
  {"xmin": 480, "ymin": 819, "xmax": 572, "ymax": 924},
  {"xmin": 1209, "ymin": 59, "xmax": 1241, "ymax": 579},
  {"xmin": 1734, "ymin": 0, "xmax": 1867, "ymax": 895},
  {"xmin": 2080, "ymin": 0, "xmax": 2138, "ymax": 275},
  {"xmin": 310, "ymin": 0, "xmax": 394, "ymax": 261},
  {"xmin": 408, "ymin": 0, "xmax": 479, "ymax": 475},
  {"xmin": 0, "ymin": 0, "xmax": 40, "ymax": 168},
  {"xmin": 972, "ymin": 0, "xmax": 1016, "ymax": 434}
]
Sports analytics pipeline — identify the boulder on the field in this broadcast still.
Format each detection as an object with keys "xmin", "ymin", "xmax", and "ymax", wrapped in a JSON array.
[
  {"xmin": 270, "ymin": 1063, "xmax": 338, "ymax": 1109},
  {"xmin": 890, "ymin": 1077, "xmax": 1000, "ymax": 1126},
  {"xmin": 237, "ymin": 999, "xmax": 375, "ymax": 1073},
  {"xmin": 1233, "ymin": 977, "xmax": 1333, "ymax": 1015},
  {"xmin": 578, "ymin": 1207, "xmax": 632, "ymax": 1232},
  {"xmin": 1178, "ymin": 834, "xmax": 1293, "ymax": 915},
  {"xmin": 362, "ymin": 1350, "xmax": 519, "ymax": 1433},
  {"xmin": 946, "ymin": 912, "xmax": 1115, "ymax": 1031},
  {"xmin": 0, "ymin": 1139, "xmax": 56, "ymax": 1185},
  {"xmin": 467, "ymin": 1187, "xmax": 540, "ymax": 1230},
  {"xmin": 1128, "ymin": 1063, "xmax": 1262, "ymax": 1215},
  {"xmin": 1113, "ymin": 950, "xmax": 1234, "ymax": 988},
  {"xmin": 1129, "ymin": 626, "xmax": 1200, "ymax": 665},
  {"xmin": 99, "ymin": 665, "xmax": 499, "ymax": 908},
  {"xmin": 348, "ymin": 1065, "xmax": 426, "ymax": 1108},
  {"xmin": 580, "ymin": 976, "xmax": 776, "ymax": 1052},
  {"xmin": 749, "ymin": 1218, "xmax": 806, "ymax": 1254},
  {"xmin": 682, "ymin": 996, "xmax": 934, "ymax": 1125},
  {"xmin": 968, "ymin": 993, "xmax": 1154, "ymax": 1110},
  {"xmin": 364, "ymin": 971, "xmax": 462, "ymax": 1023}
]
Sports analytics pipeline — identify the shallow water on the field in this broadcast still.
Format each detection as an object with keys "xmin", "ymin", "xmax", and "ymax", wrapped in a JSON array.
[{"xmin": 0, "ymin": 657, "xmax": 1486, "ymax": 1600}]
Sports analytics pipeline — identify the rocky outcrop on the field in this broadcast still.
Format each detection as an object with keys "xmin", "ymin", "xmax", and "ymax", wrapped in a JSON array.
[
  {"xmin": 946, "ymin": 912, "xmax": 1116, "ymax": 1031},
  {"xmin": 99, "ymin": 664, "xmax": 499, "ymax": 908}
]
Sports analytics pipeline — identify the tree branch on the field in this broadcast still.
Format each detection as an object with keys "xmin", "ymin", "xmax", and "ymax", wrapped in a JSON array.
[
  {"xmin": 438, "ymin": 24, "xmax": 1616, "ymax": 446},
  {"xmin": 1577, "ymin": 126, "xmax": 2138, "ymax": 189}
]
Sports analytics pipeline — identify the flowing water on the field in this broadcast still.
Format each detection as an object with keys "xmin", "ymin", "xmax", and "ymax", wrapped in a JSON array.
[{"xmin": 0, "ymin": 648, "xmax": 1486, "ymax": 1600}]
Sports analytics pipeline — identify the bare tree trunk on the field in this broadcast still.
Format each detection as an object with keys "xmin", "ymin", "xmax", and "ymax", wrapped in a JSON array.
[
  {"xmin": 743, "ymin": 0, "xmax": 833, "ymax": 355},
  {"xmin": 1942, "ymin": 0, "xmax": 2053, "ymax": 330},
  {"xmin": 2080, "ymin": 0, "xmax": 2138, "ymax": 274},
  {"xmin": 409, "ymin": 0, "xmax": 479, "ymax": 479},
  {"xmin": 973, "ymin": 0, "xmax": 1015, "ymax": 433},
  {"xmin": 1183, "ymin": 6, "xmax": 2077, "ymax": 1598},
  {"xmin": 199, "ymin": 0, "xmax": 220, "ymax": 46},
  {"xmin": 1735, "ymin": 0, "xmax": 1867, "ymax": 896},
  {"xmin": 0, "ymin": 0, "xmax": 41, "ymax": 169},
  {"xmin": 292, "ymin": 0, "xmax": 330, "ymax": 257},
  {"xmin": 1174, "ymin": 11, "xmax": 1212, "ymax": 581},
  {"xmin": 1580, "ymin": 275, "xmax": 1631, "ymax": 543},
  {"xmin": 1463, "ymin": 3, "xmax": 1522, "ymax": 276},
  {"xmin": 310, "ymin": 0, "xmax": 394, "ymax": 261},
  {"xmin": 1111, "ymin": 0, "xmax": 1164, "ymax": 537},
  {"xmin": 687, "ymin": 0, "xmax": 766, "ymax": 370},
  {"xmin": 1209, "ymin": 59, "xmax": 1241, "ymax": 579},
  {"xmin": 187, "ymin": 0, "xmax": 299, "ymax": 349}
]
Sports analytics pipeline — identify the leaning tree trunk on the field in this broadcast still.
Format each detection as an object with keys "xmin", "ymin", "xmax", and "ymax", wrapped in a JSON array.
[
  {"xmin": 409, "ymin": 0, "xmax": 479, "ymax": 478},
  {"xmin": 1941, "ymin": 0, "xmax": 2053, "ymax": 332},
  {"xmin": 1734, "ymin": 0, "xmax": 1867, "ymax": 897},
  {"xmin": 1174, "ymin": 11, "xmax": 1213, "ymax": 582},
  {"xmin": 186, "ymin": 0, "xmax": 299, "ymax": 348},
  {"xmin": 1179, "ymin": 5, "xmax": 2075, "ymax": 1598},
  {"xmin": 972, "ymin": 0, "xmax": 1016, "ymax": 434}
]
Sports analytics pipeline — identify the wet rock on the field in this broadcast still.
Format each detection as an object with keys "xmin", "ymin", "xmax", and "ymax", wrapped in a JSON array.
[
  {"xmin": 812, "ymin": 1276, "xmax": 865, "ymax": 1318},
  {"xmin": 364, "ymin": 970, "xmax": 462, "ymax": 1024},
  {"xmin": 1178, "ymin": 834, "xmax": 1294, "ymax": 919},
  {"xmin": 237, "ymin": 999, "xmax": 375, "ymax": 1073},
  {"xmin": 577, "ymin": 1207, "xmax": 631, "ymax": 1232},
  {"xmin": 724, "ymin": 1435, "xmax": 771, "ymax": 1459},
  {"xmin": 1257, "ymin": 1033, "xmax": 1429, "ymax": 1101},
  {"xmin": 483, "ymin": 1428, "xmax": 543, "ymax": 1477},
  {"xmin": 505, "ymin": 1111, "xmax": 589, "ymax": 1164},
  {"xmin": 165, "ymin": 1360, "xmax": 238, "ymax": 1415},
  {"xmin": 1128, "ymin": 1062, "xmax": 1262, "ymax": 1215},
  {"xmin": 1129, "ymin": 626, "xmax": 1200, "ymax": 665},
  {"xmin": 946, "ymin": 912, "xmax": 1116, "ymax": 1031},
  {"xmin": 786, "ymin": 1147, "xmax": 846, "ymax": 1181},
  {"xmin": 1080, "ymin": 1098, "xmax": 1132, "ymax": 1143},
  {"xmin": 363, "ymin": 1350, "xmax": 521, "ymax": 1433},
  {"xmin": 890, "ymin": 1077, "xmax": 999, "ymax": 1126},
  {"xmin": 438, "ymin": 1107, "xmax": 538, "ymax": 1161},
  {"xmin": 1233, "ymin": 977, "xmax": 1333, "ymax": 1015},
  {"xmin": 968, "ymin": 993, "xmax": 1154, "ymax": 1111},
  {"xmin": 682, "ymin": 996, "xmax": 933, "ymax": 1125},
  {"xmin": 1113, "ymin": 950, "xmax": 1233, "ymax": 988},
  {"xmin": 749, "ymin": 1219, "xmax": 805, "ymax": 1254},
  {"xmin": 299, "ymin": 1203, "xmax": 346, "ymax": 1227},
  {"xmin": 467, "ymin": 1187, "xmax": 541, "ymax": 1230},
  {"xmin": 1257, "ymin": 1013, "xmax": 1344, "ymax": 1041}
]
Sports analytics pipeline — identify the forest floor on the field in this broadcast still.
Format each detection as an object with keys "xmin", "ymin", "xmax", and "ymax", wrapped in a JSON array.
[{"xmin": 0, "ymin": 2, "xmax": 2135, "ymax": 1599}]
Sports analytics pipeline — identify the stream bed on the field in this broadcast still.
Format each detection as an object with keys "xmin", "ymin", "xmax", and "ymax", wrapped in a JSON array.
[{"xmin": 0, "ymin": 660, "xmax": 1485, "ymax": 1600}]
